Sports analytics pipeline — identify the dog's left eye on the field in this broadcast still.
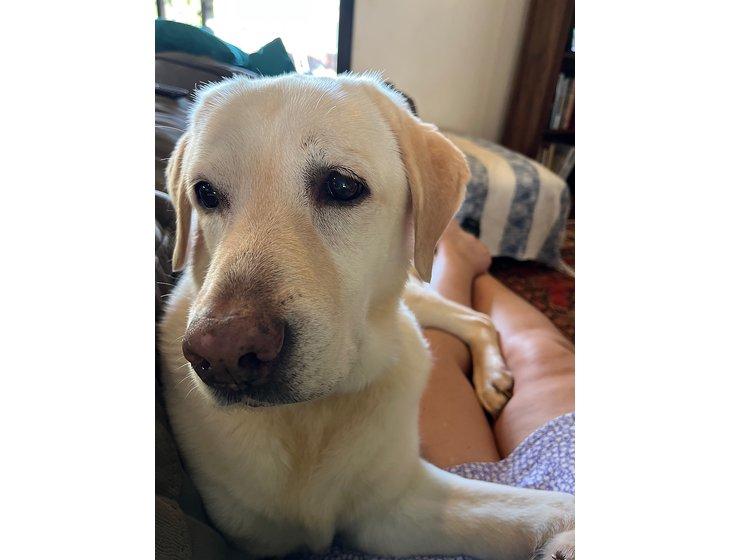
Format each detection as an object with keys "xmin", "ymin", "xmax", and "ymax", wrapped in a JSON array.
[
  {"xmin": 325, "ymin": 171, "xmax": 366, "ymax": 203},
  {"xmin": 194, "ymin": 181, "xmax": 221, "ymax": 209}
]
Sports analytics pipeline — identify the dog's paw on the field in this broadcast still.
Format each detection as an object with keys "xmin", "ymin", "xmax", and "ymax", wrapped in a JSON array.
[
  {"xmin": 538, "ymin": 529, "xmax": 575, "ymax": 560},
  {"xmin": 473, "ymin": 366, "xmax": 513, "ymax": 417},
  {"xmin": 465, "ymin": 313, "xmax": 514, "ymax": 417}
]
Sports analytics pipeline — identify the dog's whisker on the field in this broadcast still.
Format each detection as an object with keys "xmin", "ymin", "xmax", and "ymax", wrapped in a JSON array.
[
  {"xmin": 176, "ymin": 374, "xmax": 195, "ymax": 386},
  {"xmin": 155, "ymin": 124, "xmax": 185, "ymax": 132}
]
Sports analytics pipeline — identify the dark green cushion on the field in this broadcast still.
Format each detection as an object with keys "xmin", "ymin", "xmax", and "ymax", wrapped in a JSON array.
[{"xmin": 155, "ymin": 20, "xmax": 295, "ymax": 77}]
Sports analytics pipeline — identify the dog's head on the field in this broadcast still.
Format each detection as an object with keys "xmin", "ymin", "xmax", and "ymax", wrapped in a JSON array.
[{"xmin": 167, "ymin": 74, "xmax": 468, "ymax": 407}]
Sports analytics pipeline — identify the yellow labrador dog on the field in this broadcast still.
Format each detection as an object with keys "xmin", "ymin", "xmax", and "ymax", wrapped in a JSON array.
[{"xmin": 159, "ymin": 74, "xmax": 575, "ymax": 560}]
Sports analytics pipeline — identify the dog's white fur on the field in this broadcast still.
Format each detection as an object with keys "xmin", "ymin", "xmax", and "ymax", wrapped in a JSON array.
[{"xmin": 159, "ymin": 74, "xmax": 574, "ymax": 559}]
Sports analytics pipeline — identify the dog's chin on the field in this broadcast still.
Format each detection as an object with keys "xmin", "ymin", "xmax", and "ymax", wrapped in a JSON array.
[
  {"xmin": 207, "ymin": 385, "xmax": 329, "ymax": 408},
  {"xmin": 208, "ymin": 387, "xmax": 291, "ymax": 408}
]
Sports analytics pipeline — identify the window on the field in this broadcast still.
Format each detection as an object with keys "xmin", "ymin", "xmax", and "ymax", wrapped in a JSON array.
[{"xmin": 157, "ymin": 0, "xmax": 347, "ymax": 76}]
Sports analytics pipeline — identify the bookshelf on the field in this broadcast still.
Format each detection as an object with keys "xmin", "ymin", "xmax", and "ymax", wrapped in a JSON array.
[{"xmin": 501, "ymin": 0, "xmax": 575, "ymax": 189}]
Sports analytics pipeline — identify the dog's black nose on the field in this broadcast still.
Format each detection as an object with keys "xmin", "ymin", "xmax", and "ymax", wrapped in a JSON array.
[{"xmin": 182, "ymin": 313, "xmax": 285, "ymax": 391}]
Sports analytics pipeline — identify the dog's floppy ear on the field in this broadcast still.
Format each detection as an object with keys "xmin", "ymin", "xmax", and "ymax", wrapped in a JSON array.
[
  {"xmin": 166, "ymin": 132, "xmax": 192, "ymax": 272},
  {"xmin": 365, "ymin": 84, "xmax": 469, "ymax": 282}
]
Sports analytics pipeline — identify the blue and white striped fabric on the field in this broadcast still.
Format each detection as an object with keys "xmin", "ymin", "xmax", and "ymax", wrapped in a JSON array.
[{"xmin": 447, "ymin": 133, "xmax": 572, "ymax": 273}]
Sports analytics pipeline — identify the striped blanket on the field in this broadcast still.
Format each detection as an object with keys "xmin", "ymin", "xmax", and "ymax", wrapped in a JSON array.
[{"xmin": 447, "ymin": 133, "xmax": 572, "ymax": 273}]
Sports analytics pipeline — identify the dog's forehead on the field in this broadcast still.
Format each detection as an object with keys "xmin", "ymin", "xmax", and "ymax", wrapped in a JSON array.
[{"xmin": 193, "ymin": 76, "xmax": 390, "ymax": 149}]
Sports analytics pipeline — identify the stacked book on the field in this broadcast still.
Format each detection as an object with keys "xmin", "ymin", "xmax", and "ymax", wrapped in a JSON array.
[
  {"xmin": 549, "ymin": 73, "xmax": 575, "ymax": 131},
  {"xmin": 537, "ymin": 143, "xmax": 575, "ymax": 180}
]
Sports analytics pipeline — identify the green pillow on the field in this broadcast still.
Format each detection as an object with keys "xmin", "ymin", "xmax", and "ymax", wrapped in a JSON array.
[{"xmin": 155, "ymin": 19, "xmax": 295, "ymax": 77}]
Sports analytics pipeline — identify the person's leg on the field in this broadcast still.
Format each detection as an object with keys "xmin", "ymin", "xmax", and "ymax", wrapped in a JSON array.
[
  {"xmin": 419, "ymin": 223, "xmax": 500, "ymax": 468},
  {"xmin": 472, "ymin": 274, "xmax": 574, "ymax": 457}
]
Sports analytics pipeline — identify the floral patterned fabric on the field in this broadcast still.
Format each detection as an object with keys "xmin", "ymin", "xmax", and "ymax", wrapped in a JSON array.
[{"xmin": 448, "ymin": 412, "xmax": 575, "ymax": 495}]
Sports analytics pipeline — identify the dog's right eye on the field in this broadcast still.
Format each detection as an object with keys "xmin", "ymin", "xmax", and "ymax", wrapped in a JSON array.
[{"xmin": 194, "ymin": 181, "xmax": 221, "ymax": 209}]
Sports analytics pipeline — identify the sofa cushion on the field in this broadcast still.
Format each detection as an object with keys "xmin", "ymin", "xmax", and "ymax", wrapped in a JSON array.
[{"xmin": 447, "ymin": 133, "xmax": 572, "ymax": 272}]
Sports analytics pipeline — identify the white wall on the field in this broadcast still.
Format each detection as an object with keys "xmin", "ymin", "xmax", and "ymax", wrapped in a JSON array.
[{"xmin": 351, "ymin": 0, "xmax": 529, "ymax": 140}]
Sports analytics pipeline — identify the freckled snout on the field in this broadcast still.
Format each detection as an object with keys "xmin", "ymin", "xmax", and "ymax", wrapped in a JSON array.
[{"xmin": 182, "ymin": 312, "xmax": 286, "ymax": 393}]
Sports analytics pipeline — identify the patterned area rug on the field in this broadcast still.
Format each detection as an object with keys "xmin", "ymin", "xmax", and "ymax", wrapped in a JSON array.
[{"xmin": 490, "ymin": 219, "xmax": 575, "ymax": 342}]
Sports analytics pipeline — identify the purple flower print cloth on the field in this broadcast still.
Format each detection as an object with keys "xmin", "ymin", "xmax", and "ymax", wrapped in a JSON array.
[{"xmin": 447, "ymin": 411, "xmax": 575, "ymax": 495}]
